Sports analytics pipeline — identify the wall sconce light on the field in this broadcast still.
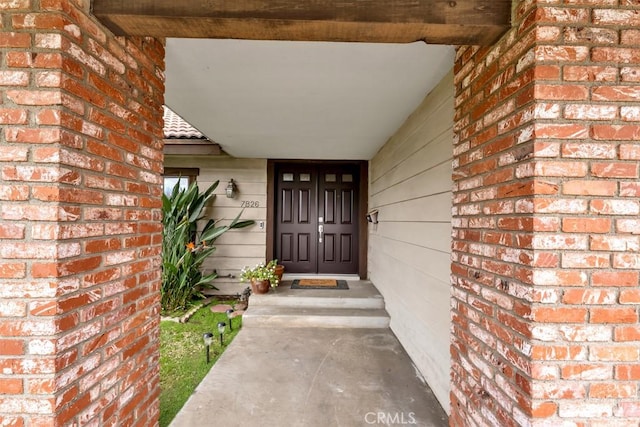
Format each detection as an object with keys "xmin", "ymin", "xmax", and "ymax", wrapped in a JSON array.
[
  {"xmin": 203, "ymin": 332, "xmax": 214, "ymax": 363},
  {"xmin": 225, "ymin": 179, "xmax": 237, "ymax": 198},
  {"xmin": 366, "ymin": 210, "xmax": 379, "ymax": 224}
]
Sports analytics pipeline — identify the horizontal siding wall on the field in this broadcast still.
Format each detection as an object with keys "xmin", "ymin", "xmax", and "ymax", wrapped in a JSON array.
[
  {"xmin": 369, "ymin": 71, "xmax": 453, "ymax": 412},
  {"xmin": 165, "ymin": 155, "xmax": 267, "ymax": 294}
]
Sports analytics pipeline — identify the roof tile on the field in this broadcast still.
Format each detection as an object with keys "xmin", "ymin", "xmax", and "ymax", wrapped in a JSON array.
[{"xmin": 163, "ymin": 105, "xmax": 207, "ymax": 139}]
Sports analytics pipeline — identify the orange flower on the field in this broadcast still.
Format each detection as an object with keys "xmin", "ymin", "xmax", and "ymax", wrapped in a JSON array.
[{"xmin": 186, "ymin": 242, "xmax": 196, "ymax": 251}]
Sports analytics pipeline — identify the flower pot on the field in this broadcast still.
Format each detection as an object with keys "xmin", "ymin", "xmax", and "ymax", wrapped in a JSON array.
[
  {"xmin": 274, "ymin": 264, "xmax": 285, "ymax": 281},
  {"xmin": 250, "ymin": 279, "xmax": 270, "ymax": 294}
]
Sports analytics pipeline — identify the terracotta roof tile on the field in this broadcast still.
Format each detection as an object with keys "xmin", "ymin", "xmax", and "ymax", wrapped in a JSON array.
[{"xmin": 163, "ymin": 105, "xmax": 207, "ymax": 140}]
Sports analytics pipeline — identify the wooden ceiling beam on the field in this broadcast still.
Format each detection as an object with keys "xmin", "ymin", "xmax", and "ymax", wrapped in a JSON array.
[{"xmin": 92, "ymin": 0, "xmax": 511, "ymax": 45}]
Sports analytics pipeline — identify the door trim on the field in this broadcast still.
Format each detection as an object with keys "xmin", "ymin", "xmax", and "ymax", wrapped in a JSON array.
[{"xmin": 267, "ymin": 159, "xmax": 368, "ymax": 279}]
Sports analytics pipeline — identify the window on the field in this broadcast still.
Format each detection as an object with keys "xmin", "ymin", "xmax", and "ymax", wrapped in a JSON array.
[
  {"xmin": 163, "ymin": 168, "xmax": 199, "ymax": 196},
  {"xmin": 282, "ymin": 173, "xmax": 294, "ymax": 182}
]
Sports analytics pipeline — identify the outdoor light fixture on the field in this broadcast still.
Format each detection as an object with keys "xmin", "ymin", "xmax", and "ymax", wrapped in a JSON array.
[
  {"xmin": 217, "ymin": 322, "xmax": 226, "ymax": 346},
  {"xmin": 366, "ymin": 210, "xmax": 379, "ymax": 224},
  {"xmin": 226, "ymin": 309, "xmax": 235, "ymax": 331},
  {"xmin": 203, "ymin": 332, "xmax": 214, "ymax": 363},
  {"xmin": 225, "ymin": 179, "xmax": 237, "ymax": 198}
]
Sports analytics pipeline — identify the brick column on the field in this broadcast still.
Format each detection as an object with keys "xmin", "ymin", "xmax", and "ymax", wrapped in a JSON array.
[
  {"xmin": 0, "ymin": 1, "xmax": 164, "ymax": 425},
  {"xmin": 452, "ymin": 1, "xmax": 639, "ymax": 425}
]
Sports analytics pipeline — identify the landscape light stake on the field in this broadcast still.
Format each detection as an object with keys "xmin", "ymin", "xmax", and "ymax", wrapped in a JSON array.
[
  {"xmin": 217, "ymin": 322, "xmax": 226, "ymax": 346},
  {"xmin": 226, "ymin": 309, "xmax": 234, "ymax": 331},
  {"xmin": 203, "ymin": 332, "xmax": 214, "ymax": 363}
]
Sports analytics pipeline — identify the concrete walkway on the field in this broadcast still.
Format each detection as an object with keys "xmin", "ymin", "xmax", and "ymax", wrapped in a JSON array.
[{"xmin": 170, "ymin": 282, "xmax": 448, "ymax": 426}]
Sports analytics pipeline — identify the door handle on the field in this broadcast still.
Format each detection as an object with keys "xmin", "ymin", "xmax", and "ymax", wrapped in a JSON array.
[{"xmin": 318, "ymin": 225, "xmax": 323, "ymax": 243}]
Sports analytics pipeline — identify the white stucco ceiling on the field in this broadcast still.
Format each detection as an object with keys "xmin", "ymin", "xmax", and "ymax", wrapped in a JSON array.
[{"xmin": 165, "ymin": 39, "xmax": 454, "ymax": 160}]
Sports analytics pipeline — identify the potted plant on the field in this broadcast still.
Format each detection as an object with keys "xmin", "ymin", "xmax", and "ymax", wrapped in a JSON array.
[
  {"xmin": 274, "ymin": 262, "xmax": 285, "ymax": 281},
  {"xmin": 240, "ymin": 260, "xmax": 280, "ymax": 294}
]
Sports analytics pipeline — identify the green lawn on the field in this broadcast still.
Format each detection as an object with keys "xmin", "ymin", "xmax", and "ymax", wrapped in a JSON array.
[{"xmin": 159, "ymin": 303, "xmax": 242, "ymax": 427}]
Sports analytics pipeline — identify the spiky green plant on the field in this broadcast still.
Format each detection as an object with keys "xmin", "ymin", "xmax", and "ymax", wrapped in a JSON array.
[{"xmin": 161, "ymin": 180, "xmax": 253, "ymax": 312}]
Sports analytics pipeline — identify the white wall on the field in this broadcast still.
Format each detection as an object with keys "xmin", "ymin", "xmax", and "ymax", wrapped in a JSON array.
[
  {"xmin": 368, "ymin": 71, "xmax": 453, "ymax": 412},
  {"xmin": 164, "ymin": 155, "xmax": 267, "ymax": 294}
]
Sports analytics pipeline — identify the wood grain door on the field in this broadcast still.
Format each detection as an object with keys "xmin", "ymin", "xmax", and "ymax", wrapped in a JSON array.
[{"xmin": 275, "ymin": 164, "xmax": 359, "ymax": 275}]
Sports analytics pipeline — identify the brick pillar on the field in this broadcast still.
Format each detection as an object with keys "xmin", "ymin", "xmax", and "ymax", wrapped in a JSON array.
[
  {"xmin": 0, "ymin": 1, "xmax": 164, "ymax": 425},
  {"xmin": 451, "ymin": 1, "xmax": 639, "ymax": 425}
]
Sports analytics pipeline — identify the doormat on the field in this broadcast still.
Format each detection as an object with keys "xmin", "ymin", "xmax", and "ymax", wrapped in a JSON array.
[{"xmin": 291, "ymin": 279, "xmax": 349, "ymax": 290}]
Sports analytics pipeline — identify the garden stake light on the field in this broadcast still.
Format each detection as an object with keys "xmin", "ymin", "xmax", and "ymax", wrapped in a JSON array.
[
  {"xmin": 203, "ymin": 332, "xmax": 214, "ymax": 363},
  {"xmin": 217, "ymin": 322, "xmax": 226, "ymax": 346},
  {"xmin": 226, "ymin": 309, "xmax": 234, "ymax": 331}
]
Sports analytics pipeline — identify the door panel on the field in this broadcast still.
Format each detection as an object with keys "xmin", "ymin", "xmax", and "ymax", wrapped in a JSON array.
[
  {"xmin": 281, "ymin": 189, "xmax": 293, "ymax": 223},
  {"xmin": 280, "ymin": 233, "xmax": 293, "ymax": 262},
  {"xmin": 341, "ymin": 190, "xmax": 353, "ymax": 223},
  {"xmin": 317, "ymin": 165, "xmax": 358, "ymax": 274},
  {"xmin": 276, "ymin": 167, "xmax": 318, "ymax": 273},
  {"xmin": 275, "ymin": 163, "xmax": 359, "ymax": 275},
  {"xmin": 341, "ymin": 235, "xmax": 352, "ymax": 262},
  {"xmin": 323, "ymin": 234, "xmax": 335, "ymax": 262},
  {"xmin": 324, "ymin": 190, "xmax": 335, "ymax": 223},
  {"xmin": 297, "ymin": 233, "xmax": 311, "ymax": 262},
  {"xmin": 299, "ymin": 189, "xmax": 310, "ymax": 223}
]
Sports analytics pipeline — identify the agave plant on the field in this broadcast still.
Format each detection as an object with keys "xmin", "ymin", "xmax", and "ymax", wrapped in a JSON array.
[{"xmin": 161, "ymin": 180, "xmax": 253, "ymax": 312}]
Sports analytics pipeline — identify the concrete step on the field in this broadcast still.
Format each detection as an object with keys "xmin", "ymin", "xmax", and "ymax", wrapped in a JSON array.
[
  {"xmin": 244, "ymin": 280, "xmax": 390, "ymax": 329},
  {"xmin": 248, "ymin": 280, "xmax": 385, "ymax": 310},
  {"xmin": 249, "ymin": 293, "xmax": 385, "ymax": 310},
  {"xmin": 243, "ymin": 306, "xmax": 390, "ymax": 329}
]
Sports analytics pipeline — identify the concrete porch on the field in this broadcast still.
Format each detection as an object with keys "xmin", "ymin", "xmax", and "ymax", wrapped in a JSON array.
[
  {"xmin": 243, "ymin": 279, "xmax": 390, "ymax": 329},
  {"xmin": 169, "ymin": 281, "xmax": 448, "ymax": 426}
]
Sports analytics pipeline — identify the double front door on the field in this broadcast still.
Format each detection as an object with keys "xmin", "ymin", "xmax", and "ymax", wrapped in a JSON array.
[{"xmin": 275, "ymin": 164, "xmax": 359, "ymax": 275}]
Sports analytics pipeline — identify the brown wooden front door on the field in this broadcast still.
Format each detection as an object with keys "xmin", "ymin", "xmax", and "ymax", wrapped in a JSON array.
[{"xmin": 275, "ymin": 163, "xmax": 359, "ymax": 275}]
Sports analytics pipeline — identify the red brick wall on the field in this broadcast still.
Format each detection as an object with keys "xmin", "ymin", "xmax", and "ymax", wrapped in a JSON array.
[
  {"xmin": 0, "ymin": 1, "xmax": 164, "ymax": 425},
  {"xmin": 452, "ymin": 1, "xmax": 639, "ymax": 425}
]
